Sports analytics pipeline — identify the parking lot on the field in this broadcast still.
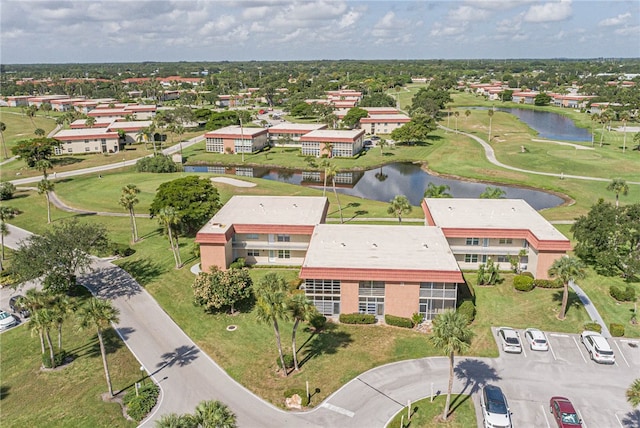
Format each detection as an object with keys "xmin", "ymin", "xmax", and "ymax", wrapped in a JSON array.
[{"xmin": 488, "ymin": 327, "xmax": 639, "ymax": 428}]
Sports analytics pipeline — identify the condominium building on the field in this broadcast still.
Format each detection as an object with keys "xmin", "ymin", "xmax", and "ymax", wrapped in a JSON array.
[
  {"xmin": 204, "ymin": 126, "xmax": 269, "ymax": 154},
  {"xmin": 300, "ymin": 129, "xmax": 365, "ymax": 158},
  {"xmin": 268, "ymin": 123, "xmax": 327, "ymax": 145}
]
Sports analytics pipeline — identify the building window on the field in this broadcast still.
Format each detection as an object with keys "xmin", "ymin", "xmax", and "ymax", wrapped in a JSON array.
[
  {"xmin": 497, "ymin": 255, "xmax": 510, "ymax": 263},
  {"xmin": 499, "ymin": 238, "xmax": 513, "ymax": 245},
  {"xmin": 247, "ymin": 249, "xmax": 260, "ymax": 257},
  {"xmin": 277, "ymin": 250, "xmax": 290, "ymax": 259},
  {"xmin": 419, "ymin": 282, "xmax": 457, "ymax": 321},
  {"xmin": 464, "ymin": 254, "xmax": 479, "ymax": 263},
  {"xmin": 466, "ymin": 238, "xmax": 480, "ymax": 246},
  {"xmin": 277, "ymin": 234, "xmax": 290, "ymax": 242},
  {"xmin": 358, "ymin": 281, "xmax": 385, "ymax": 316},
  {"xmin": 304, "ymin": 279, "xmax": 340, "ymax": 316},
  {"xmin": 85, "ymin": 147, "xmax": 90, "ymax": 152},
  {"xmin": 245, "ymin": 234, "xmax": 259, "ymax": 240}
]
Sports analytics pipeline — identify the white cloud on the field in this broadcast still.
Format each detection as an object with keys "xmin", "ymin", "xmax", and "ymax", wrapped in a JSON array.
[
  {"xmin": 449, "ymin": 5, "xmax": 489, "ymax": 21},
  {"xmin": 524, "ymin": 0, "xmax": 572, "ymax": 23},
  {"xmin": 598, "ymin": 12, "xmax": 631, "ymax": 27},
  {"xmin": 430, "ymin": 22, "xmax": 467, "ymax": 37},
  {"xmin": 614, "ymin": 25, "xmax": 640, "ymax": 36}
]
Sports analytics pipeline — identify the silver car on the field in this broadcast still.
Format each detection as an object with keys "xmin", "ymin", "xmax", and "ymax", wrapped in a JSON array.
[
  {"xmin": 497, "ymin": 327, "xmax": 522, "ymax": 354},
  {"xmin": 524, "ymin": 328, "xmax": 549, "ymax": 351},
  {"xmin": 580, "ymin": 330, "xmax": 615, "ymax": 364},
  {"xmin": 0, "ymin": 310, "xmax": 18, "ymax": 330}
]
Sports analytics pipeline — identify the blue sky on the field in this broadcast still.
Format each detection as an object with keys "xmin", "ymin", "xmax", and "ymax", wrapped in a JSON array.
[{"xmin": 1, "ymin": 0, "xmax": 639, "ymax": 64}]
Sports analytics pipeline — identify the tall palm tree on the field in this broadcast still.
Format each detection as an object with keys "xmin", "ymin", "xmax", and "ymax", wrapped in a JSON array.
[
  {"xmin": 77, "ymin": 297, "xmax": 120, "ymax": 396},
  {"xmin": 454, "ymin": 111, "xmax": 460, "ymax": 132},
  {"xmin": 50, "ymin": 295, "xmax": 74, "ymax": 351},
  {"xmin": 26, "ymin": 105, "xmax": 37, "ymax": 129},
  {"xmin": 548, "ymin": 256, "xmax": 586, "ymax": 320},
  {"xmin": 174, "ymin": 124, "xmax": 185, "ymax": 159},
  {"xmin": 158, "ymin": 206, "xmax": 183, "ymax": 268},
  {"xmin": 325, "ymin": 163, "xmax": 344, "ymax": 224},
  {"xmin": 193, "ymin": 400, "xmax": 236, "ymax": 428},
  {"xmin": 288, "ymin": 293, "xmax": 315, "ymax": 371},
  {"xmin": 619, "ymin": 111, "xmax": 630, "ymax": 153},
  {"xmin": 387, "ymin": 195, "xmax": 412, "ymax": 223},
  {"xmin": 424, "ymin": 183, "xmax": 453, "ymax": 198},
  {"xmin": 0, "ymin": 206, "xmax": 17, "ymax": 268},
  {"xmin": 598, "ymin": 110, "xmax": 612, "ymax": 147},
  {"xmin": 38, "ymin": 308, "xmax": 57, "ymax": 368},
  {"xmin": 37, "ymin": 179, "xmax": 55, "ymax": 223},
  {"xmin": 35, "ymin": 159, "xmax": 52, "ymax": 179},
  {"xmin": 119, "ymin": 184, "xmax": 141, "ymax": 243},
  {"xmin": 464, "ymin": 109, "xmax": 471, "ymax": 121},
  {"xmin": 607, "ymin": 179, "xmax": 629, "ymax": 209},
  {"xmin": 0, "ymin": 121, "xmax": 8, "ymax": 159},
  {"xmin": 378, "ymin": 138, "xmax": 387, "ymax": 155},
  {"xmin": 487, "ymin": 108, "xmax": 494, "ymax": 142},
  {"xmin": 430, "ymin": 310, "xmax": 473, "ymax": 421},
  {"xmin": 255, "ymin": 273, "xmax": 290, "ymax": 377},
  {"xmin": 28, "ymin": 309, "xmax": 49, "ymax": 363},
  {"xmin": 479, "ymin": 186, "xmax": 506, "ymax": 199},
  {"xmin": 323, "ymin": 142, "xmax": 333, "ymax": 158},
  {"xmin": 590, "ymin": 113, "xmax": 599, "ymax": 147},
  {"xmin": 321, "ymin": 160, "xmax": 331, "ymax": 197},
  {"xmin": 627, "ymin": 379, "xmax": 640, "ymax": 408}
]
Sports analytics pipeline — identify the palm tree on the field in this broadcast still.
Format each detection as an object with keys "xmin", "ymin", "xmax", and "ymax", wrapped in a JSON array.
[
  {"xmin": 51, "ymin": 295, "xmax": 74, "ymax": 351},
  {"xmin": 464, "ymin": 109, "xmax": 471, "ymax": 121},
  {"xmin": 387, "ymin": 195, "xmax": 412, "ymax": 223},
  {"xmin": 255, "ymin": 273, "xmax": 290, "ymax": 377},
  {"xmin": 598, "ymin": 110, "xmax": 612, "ymax": 147},
  {"xmin": 424, "ymin": 183, "xmax": 452, "ymax": 198},
  {"xmin": 28, "ymin": 309, "xmax": 49, "ymax": 364},
  {"xmin": 119, "ymin": 184, "xmax": 141, "ymax": 243},
  {"xmin": 0, "ymin": 121, "xmax": 8, "ymax": 159},
  {"xmin": 288, "ymin": 293, "xmax": 315, "ymax": 371},
  {"xmin": 155, "ymin": 413, "xmax": 195, "ymax": 427},
  {"xmin": 430, "ymin": 310, "xmax": 473, "ymax": 421},
  {"xmin": 378, "ymin": 139, "xmax": 388, "ymax": 155},
  {"xmin": 590, "ymin": 113, "xmax": 599, "ymax": 147},
  {"xmin": 174, "ymin": 124, "xmax": 185, "ymax": 160},
  {"xmin": 479, "ymin": 186, "xmax": 506, "ymax": 199},
  {"xmin": 321, "ymin": 160, "xmax": 331, "ymax": 197},
  {"xmin": 34, "ymin": 128, "xmax": 46, "ymax": 137},
  {"xmin": 193, "ymin": 400, "xmax": 236, "ymax": 428},
  {"xmin": 548, "ymin": 256, "xmax": 586, "ymax": 320},
  {"xmin": 619, "ymin": 111, "xmax": 630, "ymax": 153},
  {"xmin": 325, "ymin": 163, "xmax": 344, "ymax": 224},
  {"xmin": 35, "ymin": 159, "xmax": 52, "ymax": 179},
  {"xmin": 454, "ymin": 111, "xmax": 460, "ymax": 132},
  {"xmin": 26, "ymin": 105, "xmax": 37, "ymax": 129},
  {"xmin": 85, "ymin": 116, "xmax": 96, "ymax": 128},
  {"xmin": 77, "ymin": 297, "xmax": 120, "ymax": 396},
  {"xmin": 38, "ymin": 308, "xmax": 57, "ymax": 368},
  {"xmin": 487, "ymin": 108, "xmax": 494, "ymax": 142},
  {"xmin": 323, "ymin": 142, "xmax": 333, "ymax": 158},
  {"xmin": 607, "ymin": 179, "xmax": 629, "ymax": 208},
  {"xmin": 0, "ymin": 206, "xmax": 17, "ymax": 268},
  {"xmin": 37, "ymin": 179, "xmax": 55, "ymax": 224},
  {"xmin": 627, "ymin": 379, "xmax": 640, "ymax": 408},
  {"xmin": 158, "ymin": 206, "xmax": 182, "ymax": 268}
]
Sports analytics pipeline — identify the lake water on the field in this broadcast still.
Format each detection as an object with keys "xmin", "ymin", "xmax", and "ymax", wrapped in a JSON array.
[
  {"xmin": 491, "ymin": 107, "xmax": 592, "ymax": 142},
  {"xmin": 185, "ymin": 162, "xmax": 565, "ymax": 210}
]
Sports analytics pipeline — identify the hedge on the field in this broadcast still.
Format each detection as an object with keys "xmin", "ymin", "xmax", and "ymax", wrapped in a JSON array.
[
  {"xmin": 457, "ymin": 300, "xmax": 476, "ymax": 324},
  {"xmin": 533, "ymin": 278, "xmax": 563, "ymax": 289},
  {"xmin": 609, "ymin": 285, "xmax": 637, "ymax": 302},
  {"xmin": 385, "ymin": 314, "xmax": 413, "ymax": 329},
  {"xmin": 609, "ymin": 323, "xmax": 625, "ymax": 337},
  {"xmin": 339, "ymin": 313, "xmax": 376, "ymax": 324},
  {"xmin": 513, "ymin": 275, "xmax": 535, "ymax": 292},
  {"xmin": 276, "ymin": 354, "xmax": 294, "ymax": 369},
  {"xmin": 583, "ymin": 322, "xmax": 602, "ymax": 333},
  {"xmin": 124, "ymin": 383, "xmax": 159, "ymax": 422},
  {"xmin": 283, "ymin": 388, "xmax": 310, "ymax": 407}
]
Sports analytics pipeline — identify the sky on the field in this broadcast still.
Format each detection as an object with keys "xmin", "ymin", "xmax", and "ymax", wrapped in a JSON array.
[{"xmin": 1, "ymin": 0, "xmax": 639, "ymax": 64}]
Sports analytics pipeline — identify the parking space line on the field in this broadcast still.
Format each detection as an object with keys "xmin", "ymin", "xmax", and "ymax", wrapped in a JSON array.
[
  {"xmin": 547, "ymin": 338, "xmax": 557, "ymax": 361},
  {"xmin": 577, "ymin": 410, "xmax": 587, "ymax": 428},
  {"xmin": 519, "ymin": 331, "xmax": 527, "ymax": 357},
  {"xmin": 614, "ymin": 341, "xmax": 630, "ymax": 368},
  {"xmin": 615, "ymin": 413, "xmax": 624, "ymax": 427},
  {"xmin": 573, "ymin": 336, "xmax": 588, "ymax": 363},
  {"xmin": 541, "ymin": 404, "xmax": 551, "ymax": 428}
]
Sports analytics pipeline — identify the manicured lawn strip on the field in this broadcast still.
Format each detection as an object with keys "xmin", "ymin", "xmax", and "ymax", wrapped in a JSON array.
[
  {"xmin": 386, "ymin": 394, "xmax": 476, "ymax": 428},
  {"xmin": 0, "ymin": 108, "xmax": 58, "ymax": 157},
  {"xmin": 0, "ymin": 322, "xmax": 139, "ymax": 428}
]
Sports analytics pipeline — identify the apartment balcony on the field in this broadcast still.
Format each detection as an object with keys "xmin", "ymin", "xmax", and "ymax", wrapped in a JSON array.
[
  {"xmin": 232, "ymin": 240, "xmax": 310, "ymax": 251},
  {"xmin": 449, "ymin": 245, "xmax": 527, "ymax": 256}
]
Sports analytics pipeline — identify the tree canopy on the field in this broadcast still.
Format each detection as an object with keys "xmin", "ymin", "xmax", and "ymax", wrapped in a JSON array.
[
  {"xmin": 408, "ymin": 87, "xmax": 452, "ymax": 118},
  {"xmin": 150, "ymin": 176, "xmax": 221, "ymax": 236},
  {"xmin": 11, "ymin": 137, "xmax": 61, "ymax": 168},
  {"xmin": 192, "ymin": 267, "xmax": 253, "ymax": 314},
  {"xmin": 359, "ymin": 93, "xmax": 396, "ymax": 107},
  {"xmin": 390, "ymin": 114, "xmax": 437, "ymax": 144},
  {"xmin": 342, "ymin": 107, "xmax": 369, "ymax": 129}
]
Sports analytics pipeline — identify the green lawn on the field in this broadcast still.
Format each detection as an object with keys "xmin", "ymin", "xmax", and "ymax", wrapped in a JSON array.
[{"xmin": 386, "ymin": 394, "xmax": 477, "ymax": 428}]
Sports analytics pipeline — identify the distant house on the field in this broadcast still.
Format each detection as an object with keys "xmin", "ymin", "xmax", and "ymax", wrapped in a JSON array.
[
  {"xmin": 204, "ymin": 125, "xmax": 269, "ymax": 154},
  {"xmin": 50, "ymin": 97, "xmax": 87, "ymax": 112},
  {"xmin": 6, "ymin": 96, "xmax": 31, "ymax": 107},
  {"xmin": 360, "ymin": 114, "xmax": 410, "ymax": 135},
  {"xmin": 300, "ymin": 129, "xmax": 365, "ymax": 158},
  {"xmin": 511, "ymin": 92, "xmax": 538, "ymax": 105},
  {"xmin": 53, "ymin": 128, "xmax": 120, "ymax": 154},
  {"xmin": 551, "ymin": 94, "xmax": 596, "ymax": 109},
  {"xmin": 268, "ymin": 123, "xmax": 327, "ymax": 145}
]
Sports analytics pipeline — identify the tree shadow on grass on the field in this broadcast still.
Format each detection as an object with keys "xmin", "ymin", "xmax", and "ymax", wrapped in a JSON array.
[
  {"xmin": 0, "ymin": 385, "xmax": 10, "ymax": 400},
  {"xmin": 52, "ymin": 157, "xmax": 83, "ymax": 167},
  {"xmin": 297, "ymin": 323, "xmax": 352, "ymax": 369},
  {"xmin": 85, "ymin": 328, "xmax": 125, "ymax": 359},
  {"xmin": 117, "ymin": 258, "xmax": 166, "ymax": 287},
  {"xmin": 551, "ymin": 290, "xmax": 583, "ymax": 316},
  {"xmin": 450, "ymin": 359, "xmax": 501, "ymax": 414}
]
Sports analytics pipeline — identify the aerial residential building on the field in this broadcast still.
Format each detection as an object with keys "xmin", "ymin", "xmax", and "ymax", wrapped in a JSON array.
[
  {"xmin": 6, "ymin": 95, "xmax": 32, "ymax": 107},
  {"xmin": 70, "ymin": 117, "xmax": 114, "ymax": 129},
  {"xmin": 511, "ymin": 91, "xmax": 539, "ymax": 105},
  {"xmin": 52, "ymin": 128, "xmax": 120, "ymax": 154},
  {"xmin": 422, "ymin": 198, "xmax": 571, "ymax": 279},
  {"xmin": 50, "ymin": 97, "xmax": 87, "ymax": 112},
  {"xmin": 204, "ymin": 125, "xmax": 269, "ymax": 154},
  {"xmin": 300, "ymin": 129, "xmax": 365, "ymax": 158},
  {"xmin": 268, "ymin": 123, "xmax": 327, "ymax": 145},
  {"xmin": 360, "ymin": 114, "xmax": 411, "ymax": 135},
  {"xmin": 196, "ymin": 196, "xmax": 329, "ymax": 272},
  {"xmin": 88, "ymin": 104, "xmax": 156, "ymax": 120}
]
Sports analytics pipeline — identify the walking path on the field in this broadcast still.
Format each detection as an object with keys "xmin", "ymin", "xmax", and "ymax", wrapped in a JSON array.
[{"xmin": 570, "ymin": 280, "xmax": 611, "ymax": 338}]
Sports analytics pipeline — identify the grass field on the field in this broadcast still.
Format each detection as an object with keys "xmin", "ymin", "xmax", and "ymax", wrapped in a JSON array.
[{"xmin": 386, "ymin": 394, "xmax": 477, "ymax": 428}]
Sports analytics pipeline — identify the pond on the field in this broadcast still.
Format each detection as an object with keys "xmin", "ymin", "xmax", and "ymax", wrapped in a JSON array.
[
  {"xmin": 481, "ymin": 107, "xmax": 592, "ymax": 142},
  {"xmin": 185, "ymin": 162, "xmax": 565, "ymax": 210}
]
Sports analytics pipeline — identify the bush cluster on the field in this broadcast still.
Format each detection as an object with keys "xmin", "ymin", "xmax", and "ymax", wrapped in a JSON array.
[
  {"xmin": 136, "ymin": 155, "xmax": 179, "ymax": 173},
  {"xmin": 124, "ymin": 383, "xmax": 160, "ymax": 422},
  {"xmin": 533, "ymin": 278, "xmax": 563, "ymax": 288},
  {"xmin": 583, "ymin": 322, "xmax": 602, "ymax": 333},
  {"xmin": 339, "ymin": 313, "xmax": 376, "ymax": 324},
  {"xmin": 384, "ymin": 314, "xmax": 413, "ymax": 329},
  {"xmin": 283, "ymin": 388, "xmax": 310, "ymax": 406},
  {"xmin": 0, "ymin": 182, "xmax": 16, "ymax": 200},
  {"xmin": 457, "ymin": 300, "xmax": 476, "ymax": 324},
  {"xmin": 609, "ymin": 323, "xmax": 625, "ymax": 337},
  {"xmin": 276, "ymin": 354, "xmax": 294, "ymax": 369},
  {"xmin": 513, "ymin": 275, "xmax": 535, "ymax": 292},
  {"xmin": 109, "ymin": 242, "xmax": 135, "ymax": 257},
  {"xmin": 42, "ymin": 350, "xmax": 67, "ymax": 368},
  {"xmin": 520, "ymin": 271, "xmax": 534, "ymax": 278},
  {"xmin": 609, "ymin": 285, "xmax": 637, "ymax": 302},
  {"xmin": 229, "ymin": 258, "xmax": 246, "ymax": 269},
  {"xmin": 309, "ymin": 314, "xmax": 327, "ymax": 331}
]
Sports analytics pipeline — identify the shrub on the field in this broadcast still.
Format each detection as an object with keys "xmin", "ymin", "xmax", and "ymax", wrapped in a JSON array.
[
  {"xmin": 229, "ymin": 257, "xmax": 246, "ymax": 269},
  {"xmin": 339, "ymin": 313, "xmax": 376, "ymax": 324},
  {"xmin": 411, "ymin": 312, "xmax": 424, "ymax": 327},
  {"xmin": 0, "ymin": 182, "xmax": 16, "ymax": 200},
  {"xmin": 609, "ymin": 285, "xmax": 637, "ymax": 302},
  {"xmin": 42, "ymin": 350, "xmax": 67, "ymax": 368},
  {"xmin": 513, "ymin": 275, "xmax": 535, "ymax": 292},
  {"xmin": 309, "ymin": 314, "xmax": 327, "ymax": 331},
  {"xmin": 583, "ymin": 322, "xmax": 602, "ymax": 333},
  {"xmin": 457, "ymin": 300, "xmax": 476, "ymax": 324},
  {"xmin": 385, "ymin": 314, "xmax": 413, "ymax": 329},
  {"xmin": 533, "ymin": 279, "xmax": 563, "ymax": 289},
  {"xmin": 520, "ymin": 271, "xmax": 534, "ymax": 278},
  {"xmin": 136, "ymin": 154, "xmax": 178, "ymax": 173},
  {"xmin": 109, "ymin": 242, "xmax": 135, "ymax": 257},
  {"xmin": 283, "ymin": 388, "xmax": 310, "ymax": 406},
  {"xmin": 276, "ymin": 354, "xmax": 294, "ymax": 369},
  {"xmin": 124, "ymin": 383, "xmax": 160, "ymax": 422},
  {"xmin": 609, "ymin": 323, "xmax": 625, "ymax": 337}
]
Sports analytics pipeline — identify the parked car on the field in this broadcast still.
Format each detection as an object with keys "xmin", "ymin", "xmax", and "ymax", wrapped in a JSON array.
[
  {"xmin": 0, "ymin": 310, "xmax": 18, "ymax": 330},
  {"xmin": 524, "ymin": 328, "xmax": 549, "ymax": 351},
  {"xmin": 370, "ymin": 135, "xmax": 380, "ymax": 141},
  {"xmin": 9, "ymin": 295, "xmax": 30, "ymax": 319},
  {"xmin": 580, "ymin": 330, "xmax": 615, "ymax": 364},
  {"xmin": 497, "ymin": 327, "xmax": 522, "ymax": 354},
  {"xmin": 481, "ymin": 384, "xmax": 512, "ymax": 428},
  {"xmin": 550, "ymin": 396, "xmax": 582, "ymax": 427}
]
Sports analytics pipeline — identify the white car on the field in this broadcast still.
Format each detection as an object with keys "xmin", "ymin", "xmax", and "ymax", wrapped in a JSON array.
[
  {"xmin": 524, "ymin": 328, "xmax": 549, "ymax": 351},
  {"xmin": 580, "ymin": 330, "xmax": 615, "ymax": 364},
  {"xmin": 0, "ymin": 310, "xmax": 18, "ymax": 330},
  {"xmin": 497, "ymin": 327, "xmax": 522, "ymax": 354},
  {"xmin": 481, "ymin": 384, "xmax": 512, "ymax": 428}
]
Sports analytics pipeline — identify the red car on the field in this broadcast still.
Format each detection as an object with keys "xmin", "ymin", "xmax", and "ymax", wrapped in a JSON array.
[{"xmin": 550, "ymin": 396, "xmax": 582, "ymax": 427}]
